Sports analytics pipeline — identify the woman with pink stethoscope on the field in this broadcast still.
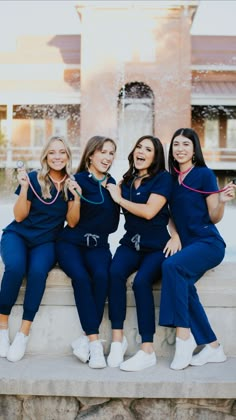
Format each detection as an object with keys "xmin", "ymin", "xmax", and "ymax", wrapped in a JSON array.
[
  {"xmin": 159, "ymin": 127, "xmax": 236, "ymax": 370},
  {"xmin": 0, "ymin": 136, "xmax": 72, "ymax": 362}
]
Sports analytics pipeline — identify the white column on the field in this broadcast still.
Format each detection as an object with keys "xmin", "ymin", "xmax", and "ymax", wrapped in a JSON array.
[{"xmin": 5, "ymin": 104, "xmax": 13, "ymax": 167}]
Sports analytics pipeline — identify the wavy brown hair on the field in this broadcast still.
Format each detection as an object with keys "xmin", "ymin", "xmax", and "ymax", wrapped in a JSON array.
[
  {"xmin": 76, "ymin": 135, "xmax": 117, "ymax": 173},
  {"xmin": 123, "ymin": 135, "xmax": 166, "ymax": 185}
]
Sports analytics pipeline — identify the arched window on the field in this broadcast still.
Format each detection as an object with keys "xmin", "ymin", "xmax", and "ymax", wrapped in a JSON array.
[{"xmin": 118, "ymin": 82, "xmax": 154, "ymax": 157}]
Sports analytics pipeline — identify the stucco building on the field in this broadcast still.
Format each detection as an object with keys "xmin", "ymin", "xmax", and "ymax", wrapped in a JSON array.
[{"xmin": 0, "ymin": 0, "xmax": 235, "ymax": 178}]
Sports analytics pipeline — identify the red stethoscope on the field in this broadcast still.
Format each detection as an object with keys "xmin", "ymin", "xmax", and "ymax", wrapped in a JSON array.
[
  {"xmin": 17, "ymin": 160, "xmax": 67, "ymax": 205},
  {"xmin": 174, "ymin": 165, "xmax": 230, "ymax": 194}
]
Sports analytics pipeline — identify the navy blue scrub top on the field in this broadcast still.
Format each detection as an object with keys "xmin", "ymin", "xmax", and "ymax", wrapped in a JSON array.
[
  {"xmin": 58, "ymin": 171, "xmax": 120, "ymax": 248},
  {"xmin": 120, "ymin": 170, "xmax": 172, "ymax": 252},
  {"xmin": 3, "ymin": 171, "xmax": 68, "ymax": 247},
  {"xmin": 170, "ymin": 166, "xmax": 226, "ymax": 248}
]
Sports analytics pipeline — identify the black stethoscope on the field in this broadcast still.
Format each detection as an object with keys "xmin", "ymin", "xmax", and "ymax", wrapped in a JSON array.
[
  {"xmin": 121, "ymin": 173, "xmax": 148, "ymax": 215},
  {"xmin": 129, "ymin": 173, "xmax": 148, "ymax": 201}
]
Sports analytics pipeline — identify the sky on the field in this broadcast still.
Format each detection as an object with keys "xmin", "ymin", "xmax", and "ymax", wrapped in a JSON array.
[
  {"xmin": 0, "ymin": 1, "xmax": 81, "ymax": 51},
  {"xmin": 0, "ymin": 0, "xmax": 236, "ymax": 39},
  {"xmin": 0, "ymin": 0, "xmax": 236, "ymax": 51},
  {"xmin": 0, "ymin": 1, "xmax": 81, "ymax": 34},
  {"xmin": 191, "ymin": 0, "xmax": 236, "ymax": 36}
]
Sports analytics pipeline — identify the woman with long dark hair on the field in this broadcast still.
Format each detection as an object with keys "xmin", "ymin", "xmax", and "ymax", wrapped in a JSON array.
[
  {"xmin": 106, "ymin": 135, "xmax": 177, "ymax": 371},
  {"xmin": 159, "ymin": 128, "xmax": 235, "ymax": 370}
]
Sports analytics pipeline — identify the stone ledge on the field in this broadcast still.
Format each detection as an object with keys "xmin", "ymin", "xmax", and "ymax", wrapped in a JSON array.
[
  {"xmin": 2, "ymin": 261, "xmax": 234, "ymax": 307},
  {"xmin": 0, "ymin": 355, "xmax": 235, "ymax": 399},
  {"xmin": 1, "ymin": 261, "xmax": 236, "ymax": 357}
]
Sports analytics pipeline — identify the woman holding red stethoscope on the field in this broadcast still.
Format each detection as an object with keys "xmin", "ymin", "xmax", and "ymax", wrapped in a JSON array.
[
  {"xmin": 0, "ymin": 136, "xmax": 72, "ymax": 362},
  {"xmin": 159, "ymin": 127, "xmax": 236, "ymax": 370}
]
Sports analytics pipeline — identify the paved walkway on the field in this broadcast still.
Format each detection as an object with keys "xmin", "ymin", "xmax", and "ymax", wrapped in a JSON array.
[{"xmin": 0, "ymin": 355, "xmax": 235, "ymax": 399}]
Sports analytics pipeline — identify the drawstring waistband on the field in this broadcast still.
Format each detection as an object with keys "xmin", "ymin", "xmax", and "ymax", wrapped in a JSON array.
[
  {"xmin": 84, "ymin": 233, "xmax": 100, "ymax": 247},
  {"xmin": 131, "ymin": 234, "xmax": 141, "ymax": 251}
]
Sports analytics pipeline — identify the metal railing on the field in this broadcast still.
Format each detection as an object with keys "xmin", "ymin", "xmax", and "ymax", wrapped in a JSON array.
[
  {"xmin": 0, "ymin": 146, "xmax": 81, "ymax": 169},
  {"xmin": 203, "ymin": 148, "xmax": 236, "ymax": 161},
  {"xmin": 0, "ymin": 146, "xmax": 235, "ymax": 170},
  {"xmin": 202, "ymin": 148, "xmax": 236, "ymax": 170}
]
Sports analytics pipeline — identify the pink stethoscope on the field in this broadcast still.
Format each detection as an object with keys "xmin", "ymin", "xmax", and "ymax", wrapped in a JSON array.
[
  {"xmin": 174, "ymin": 165, "xmax": 229, "ymax": 194},
  {"xmin": 17, "ymin": 160, "xmax": 67, "ymax": 205}
]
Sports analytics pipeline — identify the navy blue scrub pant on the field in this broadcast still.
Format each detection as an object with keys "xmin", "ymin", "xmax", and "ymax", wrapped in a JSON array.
[
  {"xmin": 56, "ymin": 241, "xmax": 112, "ymax": 335},
  {"xmin": 0, "ymin": 232, "xmax": 56, "ymax": 321},
  {"xmin": 109, "ymin": 244, "xmax": 165, "ymax": 343},
  {"xmin": 159, "ymin": 239, "xmax": 225, "ymax": 345}
]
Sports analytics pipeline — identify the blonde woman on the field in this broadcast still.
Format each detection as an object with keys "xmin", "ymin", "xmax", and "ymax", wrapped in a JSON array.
[{"xmin": 0, "ymin": 136, "xmax": 72, "ymax": 362}]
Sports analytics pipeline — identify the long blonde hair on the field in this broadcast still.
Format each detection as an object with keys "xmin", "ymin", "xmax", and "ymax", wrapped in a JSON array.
[{"xmin": 38, "ymin": 136, "xmax": 72, "ymax": 199}]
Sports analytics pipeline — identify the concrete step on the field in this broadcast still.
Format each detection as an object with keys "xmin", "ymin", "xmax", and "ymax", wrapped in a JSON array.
[
  {"xmin": 1, "ymin": 261, "xmax": 236, "ymax": 357},
  {"xmin": 0, "ymin": 354, "xmax": 235, "ymax": 399}
]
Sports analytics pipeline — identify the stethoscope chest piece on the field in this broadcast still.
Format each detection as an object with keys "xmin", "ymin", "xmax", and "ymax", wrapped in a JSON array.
[{"xmin": 17, "ymin": 160, "xmax": 25, "ymax": 169}]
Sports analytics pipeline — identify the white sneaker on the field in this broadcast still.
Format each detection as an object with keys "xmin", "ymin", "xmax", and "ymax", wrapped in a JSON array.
[
  {"xmin": 190, "ymin": 344, "xmax": 227, "ymax": 366},
  {"xmin": 170, "ymin": 333, "xmax": 197, "ymax": 370},
  {"xmin": 0, "ymin": 329, "xmax": 10, "ymax": 358},
  {"xmin": 72, "ymin": 335, "xmax": 89, "ymax": 363},
  {"xmin": 89, "ymin": 340, "xmax": 107, "ymax": 369},
  {"xmin": 120, "ymin": 350, "xmax": 156, "ymax": 372},
  {"xmin": 71, "ymin": 333, "xmax": 87, "ymax": 350},
  {"xmin": 107, "ymin": 336, "xmax": 128, "ymax": 367},
  {"xmin": 7, "ymin": 332, "xmax": 29, "ymax": 362}
]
